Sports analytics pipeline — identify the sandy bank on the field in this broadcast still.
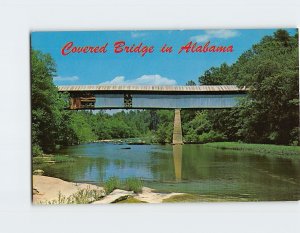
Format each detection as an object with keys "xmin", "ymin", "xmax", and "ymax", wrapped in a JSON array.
[
  {"xmin": 32, "ymin": 175, "xmax": 104, "ymax": 204},
  {"xmin": 32, "ymin": 175, "xmax": 183, "ymax": 204}
]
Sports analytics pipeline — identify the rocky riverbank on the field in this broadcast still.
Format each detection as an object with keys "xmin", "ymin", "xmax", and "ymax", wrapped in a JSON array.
[{"xmin": 32, "ymin": 175, "xmax": 184, "ymax": 204}]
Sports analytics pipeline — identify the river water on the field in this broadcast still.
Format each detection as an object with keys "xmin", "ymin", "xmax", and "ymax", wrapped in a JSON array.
[{"xmin": 34, "ymin": 143, "xmax": 300, "ymax": 201}]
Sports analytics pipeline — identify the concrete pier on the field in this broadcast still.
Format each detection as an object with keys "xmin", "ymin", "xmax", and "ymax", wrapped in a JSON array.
[{"xmin": 172, "ymin": 109, "xmax": 183, "ymax": 145}]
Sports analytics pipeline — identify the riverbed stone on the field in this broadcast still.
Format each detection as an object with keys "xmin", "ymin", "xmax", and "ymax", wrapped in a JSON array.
[
  {"xmin": 33, "ymin": 187, "xmax": 39, "ymax": 194},
  {"xmin": 33, "ymin": 169, "xmax": 44, "ymax": 175},
  {"xmin": 92, "ymin": 189, "xmax": 134, "ymax": 204}
]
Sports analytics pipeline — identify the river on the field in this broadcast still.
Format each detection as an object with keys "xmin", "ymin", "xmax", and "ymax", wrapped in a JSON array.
[{"xmin": 34, "ymin": 142, "xmax": 300, "ymax": 201}]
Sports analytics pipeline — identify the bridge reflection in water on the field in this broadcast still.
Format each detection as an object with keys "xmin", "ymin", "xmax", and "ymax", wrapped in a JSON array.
[{"xmin": 173, "ymin": 145, "xmax": 183, "ymax": 182}]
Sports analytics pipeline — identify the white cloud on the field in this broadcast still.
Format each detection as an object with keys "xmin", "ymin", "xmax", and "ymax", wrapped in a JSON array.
[
  {"xmin": 100, "ymin": 75, "xmax": 177, "ymax": 86},
  {"xmin": 190, "ymin": 29, "xmax": 239, "ymax": 42},
  {"xmin": 53, "ymin": 76, "xmax": 79, "ymax": 82},
  {"xmin": 131, "ymin": 32, "xmax": 147, "ymax": 38}
]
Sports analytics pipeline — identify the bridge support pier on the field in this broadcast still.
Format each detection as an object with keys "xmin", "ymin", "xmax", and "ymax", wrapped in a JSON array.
[{"xmin": 172, "ymin": 109, "xmax": 183, "ymax": 145}]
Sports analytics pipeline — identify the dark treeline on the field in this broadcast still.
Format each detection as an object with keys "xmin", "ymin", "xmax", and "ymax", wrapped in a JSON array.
[
  {"xmin": 187, "ymin": 29, "xmax": 299, "ymax": 145},
  {"xmin": 32, "ymin": 29, "xmax": 299, "ymax": 156},
  {"xmin": 154, "ymin": 29, "xmax": 299, "ymax": 145},
  {"xmin": 30, "ymin": 48, "xmax": 165, "ymax": 155}
]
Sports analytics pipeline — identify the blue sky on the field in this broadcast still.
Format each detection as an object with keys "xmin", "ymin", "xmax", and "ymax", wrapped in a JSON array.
[{"xmin": 31, "ymin": 29, "xmax": 296, "ymax": 86}]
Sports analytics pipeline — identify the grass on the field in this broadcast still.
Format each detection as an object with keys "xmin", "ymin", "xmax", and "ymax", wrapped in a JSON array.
[
  {"xmin": 42, "ymin": 187, "xmax": 104, "ymax": 204},
  {"xmin": 163, "ymin": 194, "xmax": 251, "ymax": 203},
  {"xmin": 103, "ymin": 176, "xmax": 122, "ymax": 194},
  {"xmin": 103, "ymin": 176, "xmax": 143, "ymax": 194},
  {"xmin": 32, "ymin": 155, "xmax": 75, "ymax": 164},
  {"xmin": 123, "ymin": 177, "xmax": 143, "ymax": 193},
  {"xmin": 204, "ymin": 142, "xmax": 300, "ymax": 158}
]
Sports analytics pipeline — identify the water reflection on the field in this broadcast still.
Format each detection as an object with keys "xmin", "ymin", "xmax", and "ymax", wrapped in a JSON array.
[
  {"xmin": 173, "ymin": 145, "xmax": 182, "ymax": 182},
  {"xmin": 32, "ymin": 143, "xmax": 300, "ymax": 201}
]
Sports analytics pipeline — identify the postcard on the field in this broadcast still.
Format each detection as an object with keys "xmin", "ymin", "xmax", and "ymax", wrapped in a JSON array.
[{"xmin": 31, "ymin": 29, "xmax": 299, "ymax": 204}]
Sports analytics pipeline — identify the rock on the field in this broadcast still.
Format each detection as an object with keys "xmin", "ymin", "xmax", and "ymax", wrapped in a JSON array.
[
  {"xmin": 32, "ymin": 175, "xmax": 105, "ymax": 204},
  {"xmin": 92, "ymin": 189, "xmax": 134, "ymax": 204},
  {"xmin": 33, "ymin": 187, "xmax": 39, "ymax": 195},
  {"xmin": 135, "ymin": 187, "xmax": 184, "ymax": 203},
  {"xmin": 33, "ymin": 169, "xmax": 44, "ymax": 175}
]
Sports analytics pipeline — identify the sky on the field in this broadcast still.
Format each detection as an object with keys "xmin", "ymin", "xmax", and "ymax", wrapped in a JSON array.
[{"xmin": 31, "ymin": 29, "xmax": 296, "ymax": 86}]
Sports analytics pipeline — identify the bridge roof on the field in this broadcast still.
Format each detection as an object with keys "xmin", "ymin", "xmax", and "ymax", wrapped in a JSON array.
[{"xmin": 57, "ymin": 85, "xmax": 247, "ymax": 92}]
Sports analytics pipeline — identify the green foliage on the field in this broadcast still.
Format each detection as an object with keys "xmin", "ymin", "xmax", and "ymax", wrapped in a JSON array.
[
  {"xmin": 32, "ymin": 144, "xmax": 43, "ymax": 157},
  {"xmin": 103, "ymin": 177, "xmax": 143, "ymax": 194},
  {"xmin": 93, "ymin": 110, "xmax": 151, "ymax": 140},
  {"xmin": 197, "ymin": 29, "xmax": 299, "ymax": 145},
  {"xmin": 103, "ymin": 176, "xmax": 122, "ymax": 194},
  {"xmin": 152, "ymin": 110, "xmax": 174, "ymax": 143},
  {"xmin": 204, "ymin": 142, "xmax": 300, "ymax": 158},
  {"xmin": 52, "ymin": 155, "xmax": 75, "ymax": 163},
  {"xmin": 123, "ymin": 177, "xmax": 143, "ymax": 193},
  {"xmin": 198, "ymin": 131, "xmax": 226, "ymax": 143},
  {"xmin": 183, "ymin": 111, "xmax": 226, "ymax": 143},
  {"xmin": 31, "ymin": 49, "xmax": 65, "ymax": 153},
  {"xmin": 68, "ymin": 112, "xmax": 97, "ymax": 143},
  {"xmin": 31, "ymin": 49, "xmax": 152, "ymax": 154},
  {"xmin": 32, "ymin": 29, "xmax": 299, "ymax": 150},
  {"xmin": 199, "ymin": 63, "xmax": 234, "ymax": 85},
  {"xmin": 154, "ymin": 123, "xmax": 173, "ymax": 143},
  {"xmin": 186, "ymin": 80, "xmax": 196, "ymax": 86},
  {"xmin": 44, "ymin": 188, "xmax": 104, "ymax": 204},
  {"xmin": 32, "ymin": 157, "xmax": 46, "ymax": 164},
  {"xmin": 32, "ymin": 155, "xmax": 75, "ymax": 164},
  {"xmin": 31, "ymin": 49, "xmax": 97, "ymax": 151}
]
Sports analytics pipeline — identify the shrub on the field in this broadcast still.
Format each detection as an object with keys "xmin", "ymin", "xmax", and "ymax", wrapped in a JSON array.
[
  {"xmin": 198, "ymin": 130, "xmax": 226, "ymax": 143},
  {"xmin": 44, "ymin": 187, "xmax": 104, "ymax": 204},
  {"xmin": 70, "ymin": 188, "xmax": 104, "ymax": 204},
  {"xmin": 103, "ymin": 176, "xmax": 121, "ymax": 194},
  {"xmin": 52, "ymin": 155, "xmax": 75, "ymax": 163},
  {"xmin": 32, "ymin": 144, "xmax": 43, "ymax": 157},
  {"xmin": 32, "ymin": 157, "xmax": 46, "ymax": 164},
  {"xmin": 103, "ymin": 176, "xmax": 143, "ymax": 194},
  {"xmin": 123, "ymin": 177, "xmax": 143, "ymax": 193},
  {"xmin": 32, "ymin": 155, "xmax": 75, "ymax": 164}
]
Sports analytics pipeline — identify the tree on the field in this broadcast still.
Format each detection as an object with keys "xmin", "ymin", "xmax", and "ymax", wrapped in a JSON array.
[
  {"xmin": 31, "ymin": 49, "xmax": 98, "ymax": 154},
  {"xmin": 183, "ymin": 111, "xmax": 226, "ymax": 143},
  {"xmin": 199, "ymin": 63, "xmax": 233, "ymax": 85},
  {"xmin": 186, "ymin": 80, "xmax": 196, "ymax": 86},
  {"xmin": 31, "ymin": 49, "xmax": 65, "ymax": 153},
  {"xmin": 153, "ymin": 110, "xmax": 174, "ymax": 143},
  {"xmin": 234, "ymin": 30, "xmax": 299, "ymax": 144},
  {"xmin": 197, "ymin": 29, "xmax": 299, "ymax": 145}
]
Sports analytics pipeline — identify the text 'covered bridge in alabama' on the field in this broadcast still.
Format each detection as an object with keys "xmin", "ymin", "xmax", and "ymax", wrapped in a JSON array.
[{"xmin": 58, "ymin": 85, "xmax": 247, "ymax": 144}]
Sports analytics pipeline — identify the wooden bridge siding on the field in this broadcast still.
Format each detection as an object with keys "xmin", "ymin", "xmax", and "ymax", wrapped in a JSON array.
[
  {"xmin": 130, "ymin": 94, "xmax": 244, "ymax": 109},
  {"xmin": 95, "ymin": 94, "xmax": 124, "ymax": 108},
  {"xmin": 94, "ymin": 93, "xmax": 245, "ymax": 109}
]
